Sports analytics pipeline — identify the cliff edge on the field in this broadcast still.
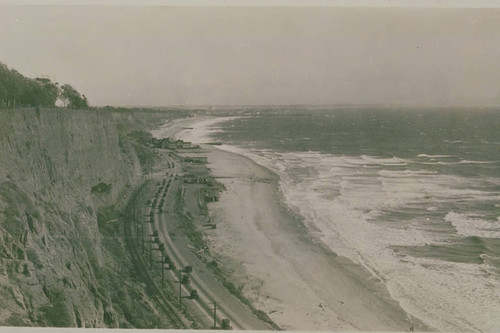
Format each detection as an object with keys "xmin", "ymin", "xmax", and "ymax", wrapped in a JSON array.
[{"xmin": 0, "ymin": 107, "xmax": 181, "ymax": 328}]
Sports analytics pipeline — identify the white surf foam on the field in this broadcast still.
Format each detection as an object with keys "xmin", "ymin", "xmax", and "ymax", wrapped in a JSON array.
[
  {"xmin": 417, "ymin": 154, "xmax": 454, "ymax": 158},
  {"xmin": 184, "ymin": 117, "xmax": 500, "ymax": 332},
  {"xmin": 446, "ymin": 212, "xmax": 500, "ymax": 238},
  {"xmin": 443, "ymin": 139, "xmax": 468, "ymax": 144},
  {"xmin": 174, "ymin": 116, "xmax": 242, "ymax": 143},
  {"xmin": 260, "ymin": 151, "xmax": 500, "ymax": 332}
]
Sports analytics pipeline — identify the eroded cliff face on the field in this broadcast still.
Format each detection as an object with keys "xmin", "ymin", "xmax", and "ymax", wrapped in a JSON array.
[{"xmin": 0, "ymin": 108, "xmax": 172, "ymax": 327}]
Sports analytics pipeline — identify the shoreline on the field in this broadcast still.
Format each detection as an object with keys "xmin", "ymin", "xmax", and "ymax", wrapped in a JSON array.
[
  {"xmin": 159, "ymin": 116, "xmax": 432, "ymax": 331},
  {"xmin": 202, "ymin": 144, "xmax": 431, "ymax": 331}
]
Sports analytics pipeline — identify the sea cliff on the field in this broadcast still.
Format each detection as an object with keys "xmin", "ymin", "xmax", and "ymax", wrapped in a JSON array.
[{"xmin": 0, "ymin": 107, "xmax": 178, "ymax": 327}]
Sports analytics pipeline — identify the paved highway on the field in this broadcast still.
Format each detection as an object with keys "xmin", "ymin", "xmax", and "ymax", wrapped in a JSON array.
[{"xmin": 144, "ymin": 150, "xmax": 274, "ymax": 330}]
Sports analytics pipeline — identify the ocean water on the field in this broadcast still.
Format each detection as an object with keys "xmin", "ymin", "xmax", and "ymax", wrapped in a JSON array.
[{"xmin": 179, "ymin": 108, "xmax": 500, "ymax": 332}]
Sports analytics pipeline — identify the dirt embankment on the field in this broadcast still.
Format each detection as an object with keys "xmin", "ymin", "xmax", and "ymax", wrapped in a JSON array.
[{"xmin": 0, "ymin": 108, "xmax": 183, "ymax": 328}]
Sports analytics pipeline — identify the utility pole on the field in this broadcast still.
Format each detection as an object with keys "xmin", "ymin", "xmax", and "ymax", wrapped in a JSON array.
[
  {"xmin": 212, "ymin": 301, "xmax": 217, "ymax": 329},
  {"xmin": 161, "ymin": 259, "xmax": 165, "ymax": 287},
  {"xmin": 158, "ymin": 251, "xmax": 166, "ymax": 287},
  {"xmin": 149, "ymin": 235, "xmax": 153, "ymax": 268},
  {"xmin": 178, "ymin": 270, "xmax": 182, "ymax": 309},
  {"xmin": 136, "ymin": 212, "xmax": 139, "ymax": 237},
  {"xmin": 141, "ymin": 221, "xmax": 144, "ymax": 253}
]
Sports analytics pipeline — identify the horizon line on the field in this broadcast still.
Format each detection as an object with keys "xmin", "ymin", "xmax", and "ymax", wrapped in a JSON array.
[{"xmin": 95, "ymin": 103, "xmax": 500, "ymax": 109}]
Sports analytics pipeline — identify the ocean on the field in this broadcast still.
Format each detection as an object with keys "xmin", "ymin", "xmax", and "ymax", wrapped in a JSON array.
[{"xmin": 181, "ymin": 108, "xmax": 500, "ymax": 332}]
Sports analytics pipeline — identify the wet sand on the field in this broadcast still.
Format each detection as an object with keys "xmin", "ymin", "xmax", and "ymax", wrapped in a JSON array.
[{"xmin": 203, "ymin": 146, "xmax": 431, "ymax": 331}]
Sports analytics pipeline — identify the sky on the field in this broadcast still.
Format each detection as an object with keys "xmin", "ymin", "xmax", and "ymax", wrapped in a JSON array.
[{"xmin": 1, "ymin": 4, "xmax": 500, "ymax": 107}]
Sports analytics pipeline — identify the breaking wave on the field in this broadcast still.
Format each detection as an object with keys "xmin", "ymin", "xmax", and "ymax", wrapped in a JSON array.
[{"xmin": 180, "ymin": 114, "xmax": 500, "ymax": 332}]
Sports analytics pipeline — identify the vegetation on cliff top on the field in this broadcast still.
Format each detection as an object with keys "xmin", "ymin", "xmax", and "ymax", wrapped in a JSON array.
[{"xmin": 0, "ymin": 61, "xmax": 88, "ymax": 109}]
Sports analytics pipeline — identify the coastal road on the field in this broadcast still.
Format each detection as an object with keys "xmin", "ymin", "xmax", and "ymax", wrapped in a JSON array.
[
  {"xmin": 124, "ymin": 184, "xmax": 189, "ymax": 328},
  {"xmin": 146, "ymin": 150, "xmax": 273, "ymax": 330}
]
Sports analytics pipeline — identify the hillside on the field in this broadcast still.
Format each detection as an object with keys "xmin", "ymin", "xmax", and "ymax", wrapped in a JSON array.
[{"xmin": 0, "ymin": 107, "xmax": 186, "ymax": 327}]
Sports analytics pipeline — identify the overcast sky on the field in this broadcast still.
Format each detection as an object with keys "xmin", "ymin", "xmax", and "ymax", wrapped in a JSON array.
[{"xmin": 1, "ymin": 5, "xmax": 500, "ymax": 107}]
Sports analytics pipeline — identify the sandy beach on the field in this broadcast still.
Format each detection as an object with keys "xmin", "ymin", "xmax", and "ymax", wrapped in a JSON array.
[
  {"xmin": 202, "ymin": 146, "xmax": 431, "ymax": 331},
  {"xmin": 160, "ymin": 116, "xmax": 432, "ymax": 331}
]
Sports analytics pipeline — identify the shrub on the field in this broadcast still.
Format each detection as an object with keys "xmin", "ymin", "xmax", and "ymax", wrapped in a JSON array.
[{"xmin": 91, "ymin": 182, "xmax": 112, "ymax": 195}]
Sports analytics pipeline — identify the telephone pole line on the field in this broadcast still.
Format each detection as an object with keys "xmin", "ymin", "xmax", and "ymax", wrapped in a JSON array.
[{"xmin": 212, "ymin": 301, "xmax": 217, "ymax": 329}]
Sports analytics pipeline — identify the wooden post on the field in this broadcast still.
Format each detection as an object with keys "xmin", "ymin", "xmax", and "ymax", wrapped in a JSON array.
[
  {"xmin": 136, "ymin": 215, "xmax": 139, "ymax": 238},
  {"xmin": 161, "ymin": 260, "xmax": 164, "ymax": 287},
  {"xmin": 179, "ymin": 270, "xmax": 182, "ymax": 309},
  {"xmin": 141, "ymin": 222, "xmax": 144, "ymax": 253},
  {"xmin": 213, "ymin": 301, "xmax": 217, "ymax": 329},
  {"xmin": 149, "ymin": 236, "xmax": 152, "ymax": 268}
]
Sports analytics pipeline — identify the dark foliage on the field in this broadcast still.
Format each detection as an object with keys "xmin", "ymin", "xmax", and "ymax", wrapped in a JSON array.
[
  {"xmin": 60, "ymin": 83, "xmax": 88, "ymax": 109},
  {"xmin": 91, "ymin": 182, "xmax": 112, "ymax": 195},
  {"xmin": 0, "ymin": 61, "xmax": 88, "ymax": 108}
]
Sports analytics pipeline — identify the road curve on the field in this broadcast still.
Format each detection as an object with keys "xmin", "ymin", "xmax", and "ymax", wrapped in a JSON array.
[{"xmin": 146, "ymin": 151, "xmax": 275, "ymax": 330}]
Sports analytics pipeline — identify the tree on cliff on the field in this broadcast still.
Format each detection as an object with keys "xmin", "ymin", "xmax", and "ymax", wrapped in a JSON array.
[
  {"xmin": 59, "ymin": 84, "xmax": 89, "ymax": 109},
  {"xmin": 0, "ymin": 61, "xmax": 88, "ymax": 108},
  {"xmin": 35, "ymin": 77, "xmax": 60, "ymax": 106}
]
